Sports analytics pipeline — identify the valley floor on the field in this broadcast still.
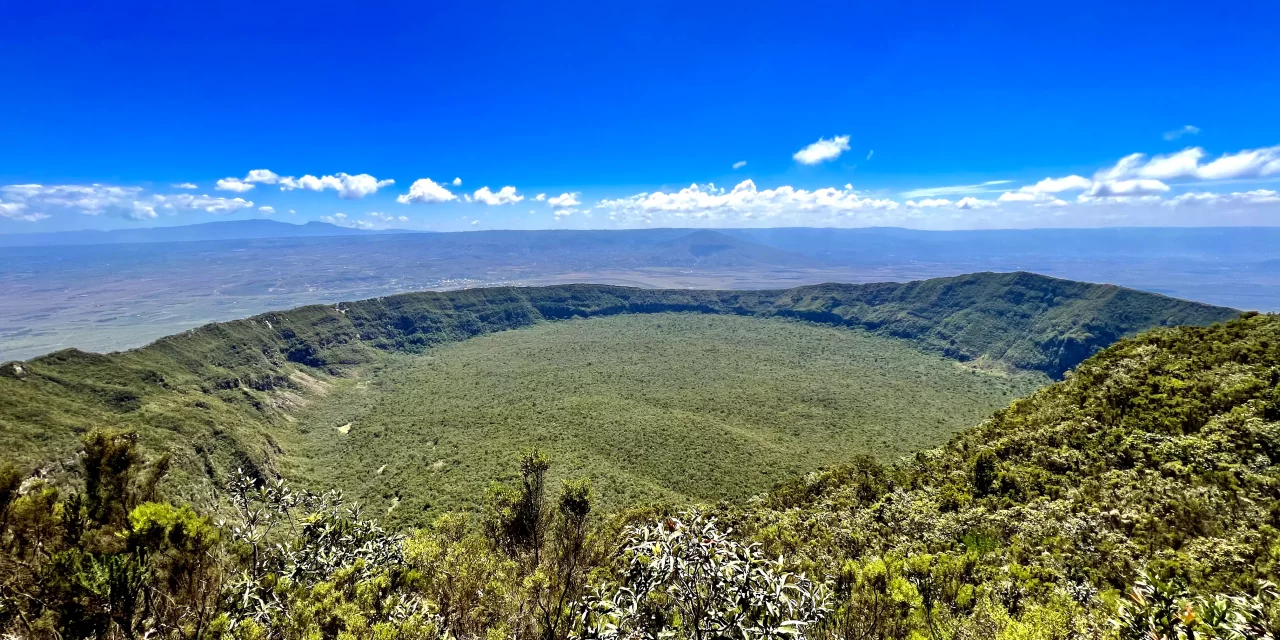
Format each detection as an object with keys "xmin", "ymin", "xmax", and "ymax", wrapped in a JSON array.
[{"xmin": 275, "ymin": 313, "xmax": 1045, "ymax": 525}]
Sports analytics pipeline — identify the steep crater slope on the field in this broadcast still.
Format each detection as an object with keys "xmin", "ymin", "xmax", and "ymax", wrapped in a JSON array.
[
  {"xmin": 727, "ymin": 310, "xmax": 1280, "ymax": 632},
  {"xmin": 0, "ymin": 272, "xmax": 1237, "ymax": 512}
]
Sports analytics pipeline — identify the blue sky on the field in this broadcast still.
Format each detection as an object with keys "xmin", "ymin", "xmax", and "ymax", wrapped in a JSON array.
[{"xmin": 2, "ymin": 0, "xmax": 1279, "ymax": 232}]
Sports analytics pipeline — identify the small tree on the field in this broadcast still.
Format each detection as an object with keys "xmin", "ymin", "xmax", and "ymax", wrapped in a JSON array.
[{"xmin": 486, "ymin": 449, "xmax": 552, "ymax": 563}]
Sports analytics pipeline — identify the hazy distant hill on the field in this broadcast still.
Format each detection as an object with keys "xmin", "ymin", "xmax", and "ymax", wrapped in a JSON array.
[
  {"xmin": 3, "ymin": 224, "xmax": 1278, "ymax": 361},
  {"xmin": 726, "ymin": 225, "xmax": 1280, "ymax": 262},
  {"xmin": 0, "ymin": 219, "xmax": 410, "ymax": 247}
]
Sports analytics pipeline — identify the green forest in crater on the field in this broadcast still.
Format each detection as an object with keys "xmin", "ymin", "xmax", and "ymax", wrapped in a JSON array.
[
  {"xmin": 0, "ymin": 272, "xmax": 1235, "ymax": 511},
  {"xmin": 1, "ymin": 273, "xmax": 1275, "ymax": 639},
  {"xmin": 281, "ymin": 313, "xmax": 1043, "ymax": 524}
]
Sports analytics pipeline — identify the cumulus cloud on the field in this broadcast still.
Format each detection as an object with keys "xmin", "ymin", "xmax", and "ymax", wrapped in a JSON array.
[
  {"xmin": 397, "ymin": 178, "xmax": 458, "ymax": 204},
  {"xmin": 473, "ymin": 186, "xmax": 524, "ymax": 205},
  {"xmin": 292, "ymin": 173, "xmax": 394, "ymax": 199},
  {"xmin": 244, "ymin": 169, "xmax": 282, "ymax": 184},
  {"xmin": 955, "ymin": 197, "xmax": 998, "ymax": 210},
  {"xmin": 2, "ymin": 184, "xmax": 143, "ymax": 215},
  {"xmin": 259, "ymin": 206, "xmax": 275, "ymax": 215},
  {"xmin": 901, "ymin": 180, "xmax": 1013, "ymax": 199},
  {"xmin": 905, "ymin": 198, "xmax": 952, "ymax": 208},
  {"xmin": 149, "ymin": 194, "xmax": 256, "ymax": 215},
  {"xmin": 1084, "ymin": 179, "xmax": 1170, "ymax": 198},
  {"xmin": 547, "ymin": 192, "xmax": 581, "ymax": 208},
  {"xmin": 732, "ymin": 160, "xmax": 747, "ymax": 170},
  {"xmin": 219, "ymin": 169, "xmax": 394, "ymax": 199},
  {"xmin": 534, "ymin": 193, "xmax": 547, "ymax": 201},
  {"xmin": 326, "ymin": 211, "xmax": 412, "ymax": 229},
  {"xmin": 0, "ymin": 183, "xmax": 258, "ymax": 219},
  {"xmin": 216, "ymin": 178, "xmax": 255, "ymax": 193},
  {"xmin": 1096, "ymin": 145, "xmax": 1280, "ymax": 183},
  {"xmin": 1165, "ymin": 189, "xmax": 1280, "ymax": 207},
  {"xmin": 0, "ymin": 200, "xmax": 48, "ymax": 222},
  {"xmin": 596, "ymin": 180, "xmax": 900, "ymax": 226},
  {"xmin": 793, "ymin": 135, "xmax": 851, "ymax": 165},
  {"xmin": 452, "ymin": 177, "xmax": 462, "ymax": 186},
  {"xmin": 1163, "ymin": 125, "xmax": 1200, "ymax": 141},
  {"xmin": 171, "ymin": 183, "xmax": 198, "ymax": 190},
  {"xmin": 1019, "ymin": 175, "xmax": 1093, "ymax": 194}
]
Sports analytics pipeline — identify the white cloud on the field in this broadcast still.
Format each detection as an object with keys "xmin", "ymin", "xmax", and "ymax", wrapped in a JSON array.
[
  {"xmin": 1163, "ymin": 125, "xmax": 1200, "ymax": 141},
  {"xmin": 793, "ymin": 135, "xmax": 851, "ymax": 165},
  {"xmin": 732, "ymin": 160, "xmax": 747, "ymax": 170},
  {"xmin": 397, "ymin": 178, "xmax": 458, "ymax": 204},
  {"xmin": 1084, "ymin": 179, "xmax": 1170, "ymax": 198},
  {"xmin": 290, "ymin": 173, "xmax": 394, "ymax": 199},
  {"xmin": 171, "ymin": 182, "xmax": 198, "ymax": 190},
  {"xmin": 149, "ymin": 193, "xmax": 256, "ymax": 215},
  {"xmin": 997, "ymin": 192, "xmax": 1039, "ymax": 203},
  {"xmin": 473, "ymin": 186, "xmax": 524, "ymax": 205},
  {"xmin": 954, "ymin": 197, "xmax": 998, "ymax": 210},
  {"xmin": 259, "ymin": 206, "xmax": 275, "ymax": 215},
  {"xmin": 219, "ymin": 169, "xmax": 393, "ymax": 199},
  {"xmin": 901, "ymin": 180, "xmax": 1013, "ymax": 198},
  {"xmin": 0, "ymin": 200, "xmax": 48, "ymax": 222},
  {"xmin": 452, "ymin": 177, "xmax": 462, "ymax": 186},
  {"xmin": 130, "ymin": 202, "xmax": 158, "ymax": 219},
  {"xmin": 547, "ymin": 192, "xmax": 581, "ymax": 208},
  {"xmin": 471, "ymin": 220, "xmax": 479, "ymax": 226},
  {"xmin": 1018, "ymin": 175, "xmax": 1093, "ymax": 194},
  {"xmin": 320, "ymin": 213, "xmax": 348, "ymax": 225},
  {"xmin": 2, "ymin": 183, "xmax": 157, "ymax": 219},
  {"xmin": 1096, "ymin": 145, "xmax": 1280, "ymax": 182},
  {"xmin": 398, "ymin": 215, "xmax": 409, "ymax": 222},
  {"xmin": 1165, "ymin": 189, "xmax": 1280, "ymax": 207},
  {"xmin": 2, "ymin": 184, "xmax": 143, "ymax": 215},
  {"xmin": 554, "ymin": 208, "xmax": 578, "ymax": 219},
  {"xmin": 866, "ymin": 150, "xmax": 874, "ymax": 160},
  {"xmin": 905, "ymin": 198, "xmax": 952, "ymax": 208},
  {"xmin": 596, "ymin": 180, "xmax": 900, "ymax": 226},
  {"xmin": 534, "ymin": 193, "xmax": 547, "ymax": 201},
  {"xmin": 244, "ymin": 169, "xmax": 282, "ymax": 184},
  {"xmin": 216, "ymin": 178, "xmax": 255, "ymax": 193}
]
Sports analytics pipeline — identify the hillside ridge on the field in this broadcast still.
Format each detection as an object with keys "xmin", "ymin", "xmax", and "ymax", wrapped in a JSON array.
[{"xmin": 0, "ymin": 271, "xmax": 1237, "ymax": 501}]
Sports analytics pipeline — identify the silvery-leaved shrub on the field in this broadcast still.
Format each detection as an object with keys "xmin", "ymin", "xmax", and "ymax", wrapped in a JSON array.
[{"xmin": 574, "ymin": 510, "xmax": 830, "ymax": 640}]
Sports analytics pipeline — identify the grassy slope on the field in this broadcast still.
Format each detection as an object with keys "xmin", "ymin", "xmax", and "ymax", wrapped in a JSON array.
[
  {"xmin": 280, "ymin": 313, "xmax": 1043, "ymax": 525},
  {"xmin": 0, "ymin": 273, "xmax": 1236, "ymax": 507},
  {"xmin": 734, "ymin": 311, "xmax": 1280, "ymax": 599}
]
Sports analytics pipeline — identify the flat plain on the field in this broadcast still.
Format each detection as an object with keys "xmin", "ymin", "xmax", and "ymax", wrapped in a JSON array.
[{"xmin": 4, "ymin": 226, "xmax": 1279, "ymax": 362}]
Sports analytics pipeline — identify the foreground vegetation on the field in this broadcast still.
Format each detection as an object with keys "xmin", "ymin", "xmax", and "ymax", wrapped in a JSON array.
[
  {"xmin": 285, "ymin": 314, "xmax": 1041, "ymax": 522},
  {"xmin": 0, "ymin": 274, "xmax": 1236, "ymax": 509},
  {"xmin": 2, "ymin": 309, "xmax": 1276, "ymax": 638}
]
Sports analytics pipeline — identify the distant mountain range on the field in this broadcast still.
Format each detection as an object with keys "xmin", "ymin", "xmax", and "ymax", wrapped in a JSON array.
[
  {"xmin": 6, "ymin": 221, "xmax": 1280, "ymax": 264},
  {"xmin": 0, "ymin": 219, "xmax": 414, "ymax": 247}
]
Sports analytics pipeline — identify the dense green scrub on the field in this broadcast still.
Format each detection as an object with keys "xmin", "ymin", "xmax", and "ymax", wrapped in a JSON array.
[
  {"xmin": 0, "ymin": 273, "xmax": 1235, "ymax": 509},
  {"xmin": 283, "ymin": 314, "xmax": 1043, "ymax": 524},
  {"xmin": 2, "ymin": 312, "xmax": 1276, "ymax": 639},
  {"xmin": 725, "ymin": 310, "xmax": 1280, "ymax": 637}
]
